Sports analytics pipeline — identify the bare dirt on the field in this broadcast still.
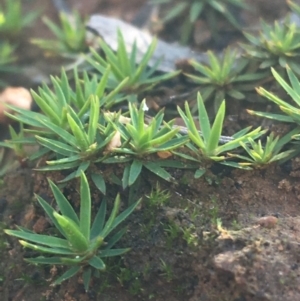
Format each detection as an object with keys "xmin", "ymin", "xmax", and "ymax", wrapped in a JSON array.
[{"xmin": 1, "ymin": 1, "xmax": 300, "ymax": 301}]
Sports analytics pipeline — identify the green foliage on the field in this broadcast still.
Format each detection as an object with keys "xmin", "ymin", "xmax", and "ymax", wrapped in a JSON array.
[
  {"xmin": 177, "ymin": 92, "xmax": 264, "ymax": 162},
  {"xmin": 117, "ymin": 268, "xmax": 143, "ymax": 295},
  {"xmin": 5, "ymin": 172, "xmax": 140, "ymax": 290},
  {"xmin": 0, "ymin": 124, "xmax": 27, "ymax": 159},
  {"xmin": 5, "ymin": 67, "xmax": 124, "ymax": 127},
  {"xmin": 252, "ymin": 67, "xmax": 300, "ymax": 124},
  {"xmin": 181, "ymin": 225, "xmax": 198, "ymax": 247},
  {"xmin": 152, "ymin": 0, "xmax": 248, "ymax": 44},
  {"xmin": 32, "ymin": 11, "xmax": 88, "ymax": 56},
  {"xmin": 159, "ymin": 259, "xmax": 173, "ymax": 282},
  {"xmin": 86, "ymin": 30, "xmax": 179, "ymax": 94},
  {"xmin": 288, "ymin": 0, "xmax": 300, "ymax": 15},
  {"xmin": 245, "ymin": 67, "xmax": 300, "ymax": 165},
  {"xmin": 0, "ymin": 42, "xmax": 16, "ymax": 68},
  {"xmin": 228, "ymin": 133, "xmax": 295, "ymax": 168},
  {"xmin": 164, "ymin": 221, "xmax": 181, "ymax": 248},
  {"xmin": 185, "ymin": 48, "xmax": 265, "ymax": 111},
  {"xmin": 146, "ymin": 183, "xmax": 171, "ymax": 207},
  {"xmin": 106, "ymin": 100, "xmax": 189, "ymax": 186},
  {"xmin": 0, "ymin": 0, "xmax": 38, "ymax": 38},
  {"xmin": 3, "ymin": 67, "xmax": 128, "ymax": 181},
  {"xmin": 111, "ymin": 100, "xmax": 188, "ymax": 156},
  {"xmin": 33, "ymin": 95, "xmax": 115, "ymax": 177},
  {"xmin": 0, "ymin": 124, "xmax": 29, "ymax": 176},
  {"xmin": 241, "ymin": 17, "xmax": 300, "ymax": 75},
  {"xmin": 0, "ymin": 41, "xmax": 18, "ymax": 86},
  {"xmin": 0, "ymin": 148, "xmax": 19, "ymax": 177}
]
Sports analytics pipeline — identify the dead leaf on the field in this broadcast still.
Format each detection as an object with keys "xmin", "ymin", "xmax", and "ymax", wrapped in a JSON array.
[
  {"xmin": 157, "ymin": 150, "xmax": 172, "ymax": 159},
  {"xmin": 104, "ymin": 130, "xmax": 121, "ymax": 153}
]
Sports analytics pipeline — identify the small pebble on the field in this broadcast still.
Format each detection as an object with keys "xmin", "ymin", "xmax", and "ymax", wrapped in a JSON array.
[
  {"xmin": 0, "ymin": 87, "xmax": 32, "ymax": 124},
  {"xmin": 255, "ymin": 216, "xmax": 278, "ymax": 229}
]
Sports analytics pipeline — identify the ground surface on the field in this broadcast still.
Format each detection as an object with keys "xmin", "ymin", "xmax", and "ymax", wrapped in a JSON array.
[{"xmin": 1, "ymin": 0, "xmax": 300, "ymax": 301}]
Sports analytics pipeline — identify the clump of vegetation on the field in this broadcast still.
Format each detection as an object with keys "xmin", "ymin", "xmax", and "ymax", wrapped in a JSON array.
[
  {"xmin": 240, "ymin": 17, "xmax": 300, "ymax": 75},
  {"xmin": 228, "ymin": 133, "xmax": 295, "ymax": 168},
  {"xmin": 0, "ymin": 0, "xmax": 36, "ymax": 82},
  {"xmin": 0, "ymin": 41, "xmax": 18, "ymax": 86},
  {"xmin": 177, "ymin": 92, "xmax": 264, "ymax": 174},
  {"xmin": 245, "ymin": 66, "xmax": 300, "ymax": 166},
  {"xmin": 185, "ymin": 48, "xmax": 266, "ymax": 112},
  {"xmin": 108, "ymin": 99, "xmax": 189, "ymax": 187},
  {"xmin": 0, "ymin": 41, "xmax": 17, "ymax": 74},
  {"xmin": 32, "ymin": 11, "xmax": 89, "ymax": 56},
  {"xmin": 86, "ymin": 30, "xmax": 180, "ymax": 96},
  {"xmin": 0, "ymin": 124, "xmax": 28, "ymax": 163},
  {"xmin": 0, "ymin": 147, "xmax": 19, "ymax": 177},
  {"xmin": 4, "ymin": 67, "xmax": 128, "ymax": 180},
  {"xmin": 0, "ymin": 0, "xmax": 38, "ymax": 38},
  {"xmin": 250, "ymin": 67, "xmax": 300, "ymax": 126},
  {"xmin": 4, "ymin": 0, "xmax": 300, "ymax": 293},
  {"xmin": 152, "ymin": 0, "xmax": 248, "ymax": 44},
  {"xmin": 5, "ymin": 172, "xmax": 140, "ymax": 291}
]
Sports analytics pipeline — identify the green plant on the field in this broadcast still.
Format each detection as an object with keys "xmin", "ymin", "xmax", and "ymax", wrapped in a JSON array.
[
  {"xmin": 240, "ymin": 17, "xmax": 300, "ymax": 75},
  {"xmin": 177, "ymin": 92, "xmax": 264, "ymax": 165},
  {"xmin": 33, "ymin": 95, "xmax": 116, "ymax": 178},
  {"xmin": 0, "ymin": 41, "xmax": 18, "ymax": 85},
  {"xmin": 112, "ymin": 100, "xmax": 188, "ymax": 156},
  {"xmin": 5, "ymin": 67, "xmax": 127, "ymax": 127},
  {"xmin": 230, "ymin": 219, "xmax": 242, "ymax": 230},
  {"xmin": 0, "ymin": 124, "xmax": 27, "ymax": 160},
  {"xmin": 32, "ymin": 11, "xmax": 89, "ymax": 56},
  {"xmin": 288, "ymin": 0, "xmax": 300, "ymax": 15},
  {"xmin": 86, "ymin": 30, "xmax": 179, "ymax": 95},
  {"xmin": 228, "ymin": 132, "xmax": 295, "ymax": 168},
  {"xmin": 5, "ymin": 171, "xmax": 140, "ymax": 291},
  {"xmin": 0, "ymin": 0, "xmax": 38, "ymax": 38},
  {"xmin": 152, "ymin": 0, "xmax": 248, "ymax": 44},
  {"xmin": 181, "ymin": 225, "xmax": 198, "ymax": 247},
  {"xmin": 0, "ymin": 41, "xmax": 16, "ymax": 68},
  {"xmin": 105, "ymin": 99, "xmax": 189, "ymax": 187},
  {"xmin": 159, "ymin": 259, "xmax": 173, "ymax": 282},
  {"xmin": 164, "ymin": 221, "xmax": 181, "ymax": 248},
  {"xmin": 117, "ymin": 268, "xmax": 143, "ymax": 295},
  {"xmin": 4, "ymin": 67, "xmax": 128, "ymax": 181},
  {"xmin": 0, "ymin": 147, "xmax": 20, "ymax": 177},
  {"xmin": 146, "ymin": 182, "xmax": 171, "ymax": 207},
  {"xmin": 207, "ymin": 196, "xmax": 219, "ymax": 225},
  {"xmin": 185, "ymin": 48, "xmax": 265, "ymax": 112},
  {"xmin": 250, "ymin": 67, "xmax": 300, "ymax": 125},
  {"xmin": 247, "ymin": 66, "xmax": 300, "ymax": 160}
]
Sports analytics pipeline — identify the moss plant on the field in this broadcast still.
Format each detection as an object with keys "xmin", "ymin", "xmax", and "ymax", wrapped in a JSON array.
[
  {"xmin": 176, "ymin": 92, "xmax": 265, "ymax": 176},
  {"xmin": 241, "ymin": 17, "xmax": 300, "ymax": 75},
  {"xmin": 185, "ymin": 48, "xmax": 266, "ymax": 112},
  {"xmin": 5, "ymin": 172, "xmax": 140, "ymax": 291},
  {"xmin": 5, "ymin": 2, "xmax": 300, "ymax": 298},
  {"xmin": 228, "ymin": 133, "xmax": 295, "ymax": 168},
  {"xmin": 4, "ymin": 67, "xmax": 127, "ymax": 182},
  {"xmin": 152, "ymin": 0, "xmax": 248, "ymax": 44},
  {"xmin": 86, "ymin": 30, "xmax": 180, "ymax": 95},
  {"xmin": 0, "ymin": 0, "xmax": 38, "ymax": 39},
  {"xmin": 32, "ymin": 11, "xmax": 89, "ymax": 56}
]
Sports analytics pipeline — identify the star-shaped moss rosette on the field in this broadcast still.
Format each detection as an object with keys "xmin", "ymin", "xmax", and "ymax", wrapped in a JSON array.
[
  {"xmin": 185, "ymin": 48, "xmax": 267, "ymax": 112},
  {"xmin": 86, "ymin": 30, "xmax": 180, "ymax": 95},
  {"xmin": 240, "ymin": 17, "xmax": 300, "ymax": 75},
  {"xmin": 32, "ymin": 11, "xmax": 89, "ymax": 56},
  {"xmin": 152, "ymin": 0, "xmax": 248, "ymax": 44},
  {"xmin": 104, "ymin": 99, "xmax": 189, "ymax": 187},
  {"xmin": 5, "ymin": 171, "xmax": 140, "ymax": 291}
]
